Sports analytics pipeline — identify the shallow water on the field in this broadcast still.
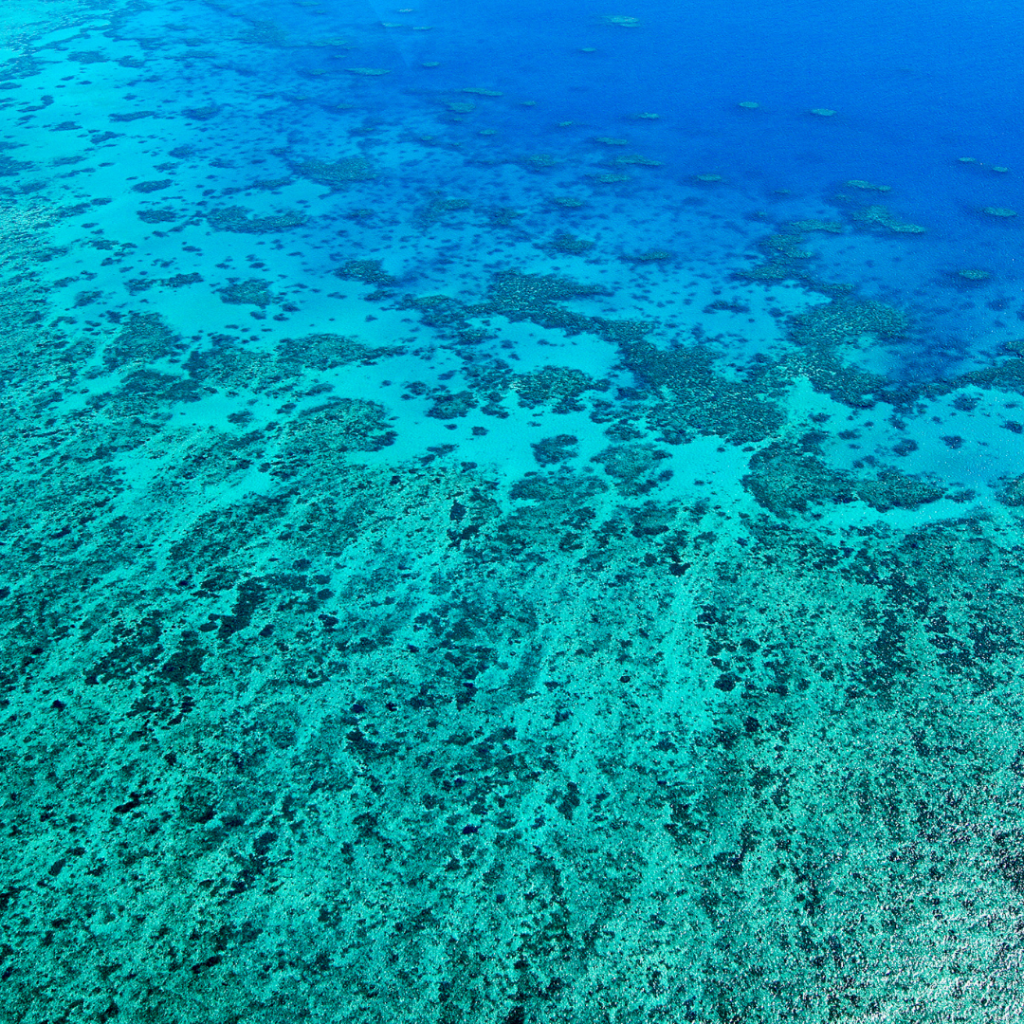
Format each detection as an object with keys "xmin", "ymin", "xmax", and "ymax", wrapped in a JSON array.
[{"xmin": 3, "ymin": 1, "xmax": 1024, "ymax": 1021}]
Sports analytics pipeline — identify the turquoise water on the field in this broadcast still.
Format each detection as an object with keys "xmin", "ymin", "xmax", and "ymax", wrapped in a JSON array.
[{"xmin": 3, "ymin": 1, "xmax": 1024, "ymax": 1021}]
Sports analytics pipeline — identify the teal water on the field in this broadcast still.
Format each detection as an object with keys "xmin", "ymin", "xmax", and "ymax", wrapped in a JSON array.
[{"xmin": 3, "ymin": 1, "xmax": 1024, "ymax": 1021}]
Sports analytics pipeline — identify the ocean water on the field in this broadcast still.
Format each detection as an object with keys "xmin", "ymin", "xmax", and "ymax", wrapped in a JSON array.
[{"xmin": 3, "ymin": 0, "xmax": 1024, "ymax": 1020}]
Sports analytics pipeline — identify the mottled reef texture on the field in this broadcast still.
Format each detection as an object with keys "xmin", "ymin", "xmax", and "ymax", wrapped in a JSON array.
[
  {"xmin": 2, "ymin": 2, "xmax": 1024, "ymax": 1021},
  {"xmin": 3, "ymin": 257, "xmax": 1024, "ymax": 1024}
]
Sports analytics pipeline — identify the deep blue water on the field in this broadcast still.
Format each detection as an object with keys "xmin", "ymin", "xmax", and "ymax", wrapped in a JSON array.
[{"xmin": 259, "ymin": 0, "xmax": 1024, "ymax": 373}]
